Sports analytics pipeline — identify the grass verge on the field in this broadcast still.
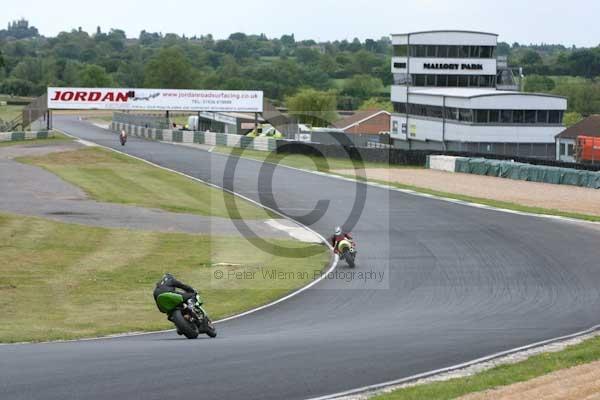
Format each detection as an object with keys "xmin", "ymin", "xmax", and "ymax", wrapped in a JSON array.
[
  {"xmin": 18, "ymin": 147, "xmax": 276, "ymax": 219},
  {"xmin": 0, "ymin": 104, "xmax": 23, "ymax": 121},
  {"xmin": 214, "ymin": 145, "xmax": 421, "ymax": 172},
  {"xmin": 0, "ymin": 213, "xmax": 329, "ymax": 343},
  {"xmin": 0, "ymin": 131, "xmax": 72, "ymax": 148},
  {"xmin": 372, "ymin": 335, "xmax": 600, "ymax": 400}
]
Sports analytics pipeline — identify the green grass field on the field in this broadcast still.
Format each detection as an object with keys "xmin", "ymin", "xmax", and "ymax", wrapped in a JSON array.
[
  {"xmin": 0, "ymin": 104, "xmax": 24, "ymax": 122},
  {"xmin": 19, "ymin": 147, "xmax": 276, "ymax": 219},
  {"xmin": 0, "ymin": 213, "xmax": 328, "ymax": 343},
  {"xmin": 373, "ymin": 335, "xmax": 600, "ymax": 400},
  {"xmin": 0, "ymin": 131, "xmax": 72, "ymax": 148}
]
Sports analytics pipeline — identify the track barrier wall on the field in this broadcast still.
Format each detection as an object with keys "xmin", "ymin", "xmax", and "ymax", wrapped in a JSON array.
[
  {"xmin": 428, "ymin": 155, "xmax": 600, "ymax": 189},
  {"xmin": 0, "ymin": 130, "xmax": 53, "ymax": 143},
  {"xmin": 111, "ymin": 122, "xmax": 277, "ymax": 152}
]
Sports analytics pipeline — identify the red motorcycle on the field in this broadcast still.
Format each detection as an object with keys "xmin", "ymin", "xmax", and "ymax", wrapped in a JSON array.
[{"xmin": 119, "ymin": 130, "xmax": 127, "ymax": 146}]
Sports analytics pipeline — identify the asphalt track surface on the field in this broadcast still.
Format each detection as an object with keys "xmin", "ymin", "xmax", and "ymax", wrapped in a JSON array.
[{"xmin": 2, "ymin": 116, "xmax": 600, "ymax": 400}]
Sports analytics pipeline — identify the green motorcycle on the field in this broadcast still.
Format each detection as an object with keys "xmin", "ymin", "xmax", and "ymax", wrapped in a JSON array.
[
  {"xmin": 156, "ymin": 292, "xmax": 217, "ymax": 339},
  {"xmin": 337, "ymin": 238, "xmax": 356, "ymax": 269}
]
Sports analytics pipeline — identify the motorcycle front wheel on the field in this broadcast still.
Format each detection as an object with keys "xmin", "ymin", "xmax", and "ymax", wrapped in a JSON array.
[
  {"xmin": 344, "ymin": 251, "xmax": 356, "ymax": 269},
  {"xmin": 204, "ymin": 317, "xmax": 217, "ymax": 338}
]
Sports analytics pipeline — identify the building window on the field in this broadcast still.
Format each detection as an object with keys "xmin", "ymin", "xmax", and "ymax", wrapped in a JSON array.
[
  {"xmin": 475, "ymin": 110, "xmax": 489, "ymax": 123},
  {"xmin": 394, "ymin": 102, "xmax": 406, "ymax": 114},
  {"xmin": 525, "ymin": 110, "xmax": 536, "ymax": 124},
  {"xmin": 406, "ymin": 45, "xmax": 497, "ymax": 59},
  {"xmin": 437, "ymin": 45, "xmax": 449, "ymax": 58},
  {"xmin": 489, "ymin": 110, "xmax": 500, "ymax": 123},
  {"xmin": 399, "ymin": 104, "xmax": 564, "ymax": 126},
  {"xmin": 567, "ymin": 144, "xmax": 574, "ymax": 156},
  {"xmin": 393, "ymin": 45, "xmax": 408, "ymax": 57},
  {"xmin": 537, "ymin": 110, "xmax": 548, "ymax": 123},
  {"xmin": 426, "ymin": 45, "xmax": 437, "ymax": 57},
  {"xmin": 448, "ymin": 75, "xmax": 458, "ymax": 87},
  {"xmin": 513, "ymin": 110, "xmax": 524, "ymax": 124},
  {"xmin": 549, "ymin": 110, "xmax": 562, "ymax": 124},
  {"xmin": 560, "ymin": 143, "xmax": 566, "ymax": 156},
  {"xmin": 459, "ymin": 45, "xmax": 470, "ymax": 58},
  {"xmin": 393, "ymin": 102, "xmax": 407, "ymax": 113},
  {"xmin": 459, "ymin": 109, "xmax": 473, "ymax": 123}
]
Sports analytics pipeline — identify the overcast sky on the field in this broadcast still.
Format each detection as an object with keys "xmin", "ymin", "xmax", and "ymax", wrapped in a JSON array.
[{"xmin": 3, "ymin": 0, "xmax": 599, "ymax": 47}]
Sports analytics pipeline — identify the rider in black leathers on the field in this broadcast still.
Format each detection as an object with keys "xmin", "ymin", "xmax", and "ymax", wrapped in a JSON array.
[{"xmin": 153, "ymin": 273, "xmax": 197, "ymax": 312}]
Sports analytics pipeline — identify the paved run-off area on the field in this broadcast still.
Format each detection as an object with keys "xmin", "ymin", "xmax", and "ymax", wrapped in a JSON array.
[{"xmin": 0, "ymin": 142, "xmax": 318, "ymax": 240}]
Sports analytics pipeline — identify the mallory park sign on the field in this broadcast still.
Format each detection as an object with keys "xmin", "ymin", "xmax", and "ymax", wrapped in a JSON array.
[
  {"xmin": 423, "ymin": 63, "xmax": 484, "ymax": 71},
  {"xmin": 47, "ymin": 87, "xmax": 264, "ymax": 112}
]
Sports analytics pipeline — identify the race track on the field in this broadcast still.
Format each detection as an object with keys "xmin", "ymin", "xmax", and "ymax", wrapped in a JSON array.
[{"xmin": 2, "ymin": 116, "xmax": 600, "ymax": 400}]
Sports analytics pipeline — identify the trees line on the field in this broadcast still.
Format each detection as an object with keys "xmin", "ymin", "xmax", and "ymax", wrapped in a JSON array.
[{"xmin": 0, "ymin": 20, "xmax": 598, "ymax": 121}]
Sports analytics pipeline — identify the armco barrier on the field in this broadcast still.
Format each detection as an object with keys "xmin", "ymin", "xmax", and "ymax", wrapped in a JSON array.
[
  {"xmin": 429, "ymin": 155, "xmax": 600, "ymax": 189},
  {"xmin": 111, "ymin": 122, "xmax": 277, "ymax": 152}
]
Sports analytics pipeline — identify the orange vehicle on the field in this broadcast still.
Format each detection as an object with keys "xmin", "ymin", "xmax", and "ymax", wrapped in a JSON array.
[{"xmin": 576, "ymin": 136, "xmax": 600, "ymax": 163}]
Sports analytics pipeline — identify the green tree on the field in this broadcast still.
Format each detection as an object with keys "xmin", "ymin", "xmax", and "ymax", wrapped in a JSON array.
[
  {"xmin": 0, "ymin": 50, "xmax": 4, "ymax": 69},
  {"xmin": 563, "ymin": 112, "xmax": 583, "ymax": 127},
  {"xmin": 144, "ymin": 47, "xmax": 195, "ymax": 89},
  {"xmin": 359, "ymin": 98, "xmax": 392, "ymax": 112},
  {"xmin": 342, "ymin": 74, "xmax": 384, "ymax": 100},
  {"xmin": 524, "ymin": 75, "xmax": 555, "ymax": 92},
  {"xmin": 286, "ymin": 88, "xmax": 338, "ymax": 126},
  {"xmin": 519, "ymin": 49, "xmax": 543, "ymax": 66},
  {"xmin": 0, "ymin": 78, "xmax": 34, "ymax": 96},
  {"xmin": 78, "ymin": 64, "xmax": 114, "ymax": 87}
]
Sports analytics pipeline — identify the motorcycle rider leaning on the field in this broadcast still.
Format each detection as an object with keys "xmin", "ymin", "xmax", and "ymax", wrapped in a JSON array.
[
  {"xmin": 330, "ymin": 226, "xmax": 353, "ymax": 255},
  {"xmin": 153, "ymin": 273, "xmax": 197, "ymax": 316}
]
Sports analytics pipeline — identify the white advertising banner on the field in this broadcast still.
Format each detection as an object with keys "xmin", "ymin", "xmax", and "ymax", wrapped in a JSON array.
[{"xmin": 47, "ymin": 87, "xmax": 264, "ymax": 112}]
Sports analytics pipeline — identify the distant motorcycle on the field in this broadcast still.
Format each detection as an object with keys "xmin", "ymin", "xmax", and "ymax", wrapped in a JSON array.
[
  {"xmin": 156, "ymin": 292, "xmax": 217, "ymax": 339},
  {"xmin": 336, "ymin": 238, "xmax": 357, "ymax": 268},
  {"xmin": 119, "ymin": 130, "xmax": 127, "ymax": 146}
]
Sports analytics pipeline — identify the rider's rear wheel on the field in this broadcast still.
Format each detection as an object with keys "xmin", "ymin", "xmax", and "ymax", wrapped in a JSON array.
[{"xmin": 172, "ymin": 310, "xmax": 199, "ymax": 339}]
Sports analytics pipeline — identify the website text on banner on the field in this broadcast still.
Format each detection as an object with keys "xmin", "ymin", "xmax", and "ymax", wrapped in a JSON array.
[{"xmin": 47, "ymin": 87, "xmax": 264, "ymax": 113}]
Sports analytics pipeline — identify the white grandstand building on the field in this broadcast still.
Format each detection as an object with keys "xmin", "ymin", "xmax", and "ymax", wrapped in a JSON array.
[{"xmin": 390, "ymin": 30, "xmax": 567, "ymax": 158}]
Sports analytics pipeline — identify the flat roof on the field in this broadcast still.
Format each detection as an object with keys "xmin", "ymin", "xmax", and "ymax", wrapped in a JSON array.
[
  {"xmin": 391, "ymin": 30, "xmax": 498, "ymax": 37},
  {"xmin": 408, "ymin": 87, "xmax": 567, "ymax": 100}
]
